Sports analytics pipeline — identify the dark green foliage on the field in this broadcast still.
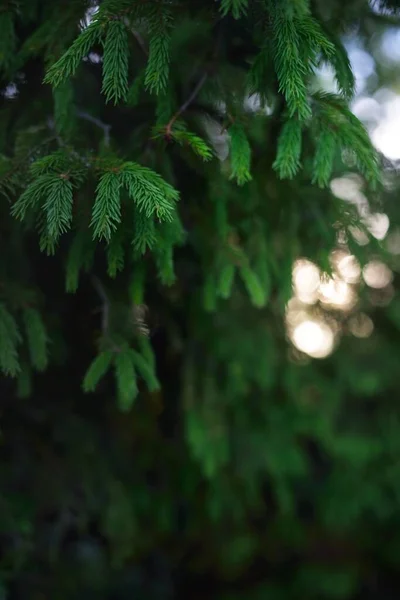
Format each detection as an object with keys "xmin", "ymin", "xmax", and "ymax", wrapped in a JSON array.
[
  {"xmin": 0, "ymin": 303, "xmax": 21, "ymax": 376},
  {"xmin": 273, "ymin": 117, "xmax": 303, "ymax": 178},
  {"xmin": 220, "ymin": 0, "xmax": 249, "ymax": 19},
  {"xmin": 114, "ymin": 348, "xmax": 138, "ymax": 410},
  {"xmin": 1, "ymin": 0, "xmax": 400, "ymax": 598},
  {"xmin": 102, "ymin": 20, "xmax": 129, "ymax": 104},
  {"xmin": 83, "ymin": 349, "xmax": 114, "ymax": 392},
  {"xmin": 22, "ymin": 308, "xmax": 49, "ymax": 371},
  {"xmin": 228, "ymin": 122, "xmax": 252, "ymax": 185}
]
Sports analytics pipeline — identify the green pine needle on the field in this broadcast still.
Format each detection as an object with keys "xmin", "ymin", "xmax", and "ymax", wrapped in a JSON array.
[
  {"xmin": 220, "ymin": 0, "xmax": 248, "ymax": 19},
  {"xmin": 43, "ymin": 176, "xmax": 74, "ymax": 242},
  {"xmin": 247, "ymin": 45, "xmax": 271, "ymax": 103},
  {"xmin": 44, "ymin": 20, "xmax": 102, "ymax": 87},
  {"xmin": 114, "ymin": 350, "xmax": 138, "ymax": 411},
  {"xmin": 91, "ymin": 172, "xmax": 122, "ymax": 241},
  {"xmin": 11, "ymin": 174, "xmax": 54, "ymax": 221},
  {"xmin": 239, "ymin": 265, "xmax": 267, "ymax": 308},
  {"xmin": 145, "ymin": 9, "xmax": 172, "ymax": 95},
  {"xmin": 273, "ymin": 118, "xmax": 303, "ymax": 179},
  {"xmin": 297, "ymin": 16, "xmax": 335, "ymax": 60},
  {"xmin": 16, "ymin": 364, "xmax": 32, "ymax": 399},
  {"xmin": 127, "ymin": 69, "xmax": 146, "ymax": 107},
  {"xmin": 0, "ymin": 11, "xmax": 17, "ymax": 73},
  {"xmin": 228, "ymin": 122, "xmax": 252, "ymax": 185},
  {"xmin": 314, "ymin": 92, "xmax": 381, "ymax": 188},
  {"xmin": 132, "ymin": 210, "xmax": 157, "ymax": 256},
  {"xmin": 145, "ymin": 33, "xmax": 170, "ymax": 95},
  {"xmin": 312, "ymin": 128, "xmax": 337, "ymax": 187},
  {"xmin": 0, "ymin": 304, "xmax": 21, "ymax": 377},
  {"xmin": 120, "ymin": 162, "xmax": 178, "ymax": 222},
  {"xmin": 271, "ymin": 8, "xmax": 311, "ymax": 120},
  {"xmin": 23, "ymin": 308, "xmax": 49, "ymax": 372},
  {"xmin": 107, "ymin": 232, "xmax": 125, "ymax": 278},
  {"xmin": 53, "ymin": 80, "xmax": 76, "ymax": 138},
  {"xmin": 218, "ymin": 263, "xmax": 236, "ymax": 299},
  {"xmin": 155, "ymin": 245, "xmax": 175, "ymax": 286},
  {"xmin": 102, "ymin": 20, "xmax": 129, "ymax": 104},
  {"xmin": 83, "ymin": 350, "xmax": 114, "ymax": 393},
  {"xmin": 128, "ymin": 349, "xmax": 160, "ymax": 392},
  {"xmin": 170, "ymin": 129, "xmax": 214, "ymax": 162},
  {"xmin": 319, "ymin": 31, "xmax": 355, "ymax": 99}
]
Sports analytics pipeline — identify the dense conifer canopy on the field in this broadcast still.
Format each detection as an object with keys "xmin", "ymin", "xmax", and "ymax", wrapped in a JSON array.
[{"xmin": 1, "ymin": 0, "xmax": 400, "ymax": 598}]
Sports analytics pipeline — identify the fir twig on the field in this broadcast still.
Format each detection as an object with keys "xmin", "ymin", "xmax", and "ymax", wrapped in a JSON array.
[{"xmin": 165, "ymin": 72, "xmax": 208, "ymax": 135}]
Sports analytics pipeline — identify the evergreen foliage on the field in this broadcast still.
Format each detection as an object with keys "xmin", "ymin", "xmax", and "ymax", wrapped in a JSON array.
[{"xmin": 0, "ymin": 0, "xmax": 400, "ymax": 597}]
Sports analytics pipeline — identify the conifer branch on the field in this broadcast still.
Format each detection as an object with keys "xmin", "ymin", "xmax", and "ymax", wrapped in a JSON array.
[
  {"xmin": 166, "ymin": 72, "xmax": 208, "ymax": 135},
  {"xmin": 165, "ymin": 18, "xmax": 223, "ymax": 134}
]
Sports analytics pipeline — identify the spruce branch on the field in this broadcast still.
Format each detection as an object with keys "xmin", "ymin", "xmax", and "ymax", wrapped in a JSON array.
[
  {"xmin": 144, "ymin": 4, "xmax": 173, "ymax": 95},
  {"xmin": 120, "ymin": 162, "xmax": 179, "ymax": 221},
  {"xmin": 154, "ymin": 121, "xmax": 213, "ymax": 161},
  {"xmin": 22, "ymin": 308, "xmax": 49, "ymax": 372},
  {"xmin": 219, "ymin": 0, "xmax": 248, "ymax": 19},
  {"xmin": 114, "ymin": 350, "xmax": 138, "ymax": 411},
  {"xmin": 312, "ymin": 128, "xmax": 337, "ymax": 187},
  {"xmin": 91, "ymin": 171, "xmax": 122, "ymax": 241},
  {"xmin": 107, "ymin": 231, "xmax": 125, "ymax": 278},
  {"xmin": 128, "ymin": 348, "xmax": 160, "ymax": 391},
  {"xmin": 102, "ymin": 19, "xmax": 129, "ymax": 104},
  {"xmin": 228, "ymin": 122, "xmax": 252, "ymax": 185},
  {"xmin": 165, "ymin": 72, "xmax": 208, "ymax": 136},
  {"xmin": 43, "ymin": 175, "xmax": 74, "ymax": 242},
  {"xmin": 83, "ymin": 350, "xmax": 114, "ymax": 393},
  {"xmin": 273, "ymin": 117, "xmax": 303, "ymax": 179},
  {"xmin": 0, "ymin": 304, "xmax": 21, "ymax": 377},
  {"xmin": 44, "ymin": 20, "xmax": 103, "ymax": 87},
  {"xmin": 132, "ymin": 209, "xmax": 157, "ymax": 255}
]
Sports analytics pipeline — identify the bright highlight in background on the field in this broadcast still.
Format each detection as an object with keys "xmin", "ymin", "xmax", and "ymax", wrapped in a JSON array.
[
  {"xmin": 363, "ymin": 260, "xmax": 393, "ymax": 289},
  {"xmin": 292, "ymin": 320, "xmax": 335, "ymax": 359},
  {"xmin": 372, "ymin": 96, "xmax": 400, "ymax": 160}
]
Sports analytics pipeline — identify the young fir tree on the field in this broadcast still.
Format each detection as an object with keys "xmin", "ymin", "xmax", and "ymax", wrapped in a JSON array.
[{"xmin": 1, "ymin": 0, "xmax": 400, "ymax": 598}]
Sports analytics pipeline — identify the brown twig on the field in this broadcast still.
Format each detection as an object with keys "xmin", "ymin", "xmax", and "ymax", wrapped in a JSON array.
[
  {"xmin": 164, "ymin": 16, "xmax": 224, "ymax": 136},
  {"xmin": 165, "ymin": 72, "xmax": 208, "ymax": 136}
]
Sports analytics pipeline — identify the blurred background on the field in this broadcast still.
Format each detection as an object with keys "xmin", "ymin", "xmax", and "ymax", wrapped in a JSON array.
[{"xmin": 3, "ymin": 1, "xmax": 400, "ymax": 599}]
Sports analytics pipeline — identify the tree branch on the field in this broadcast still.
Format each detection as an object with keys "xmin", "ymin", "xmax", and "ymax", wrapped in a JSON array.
[
  {"xmin": 166, "ymin": 72, "xmax": 208, "ymax": 135},
  {"xmin": 76, "ymin": 110, "xmax": 111, "ymax": 146}
]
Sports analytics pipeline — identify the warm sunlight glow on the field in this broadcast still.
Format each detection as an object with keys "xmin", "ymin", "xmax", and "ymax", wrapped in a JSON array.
[
  {"xmin": 292, "ymin": 259, "xmax": 321, "ymax": 304},
  {"xmin": 330, "ymin": 175, "xmax": 364, "ymax": 203},
  {"xmin": 372, "ymin": 96, "xmax": 400, "ymax": 160},
  {"xmin": 365, "ymin": 213, "xmax": 390, "ymax": 240},
  {"xmin": 363, "ymin": 260, "xmax": 393, "ymax": 289},
  {"xmin": 348, "ymin": 313, "xmax": 374, "ymax": 338},
  {"xmin": 292, "ymin": 320, "xmax": 335, "ymax": 359},
  {"xmin": 319, "ymin": 277, "xmax": 357, "ymax": 310},
  {"xmin": 349, "ymin": 226, "xmax": 369, "ymax": 246},
  {"xmin": 336, "ymin": 254, "xmax": 361, "ymax": 284}
]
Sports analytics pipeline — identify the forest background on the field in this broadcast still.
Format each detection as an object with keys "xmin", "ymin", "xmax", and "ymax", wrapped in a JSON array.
[{"xmin": 1, "ymin": 0, "xmax": 400, "ymax": 598}]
